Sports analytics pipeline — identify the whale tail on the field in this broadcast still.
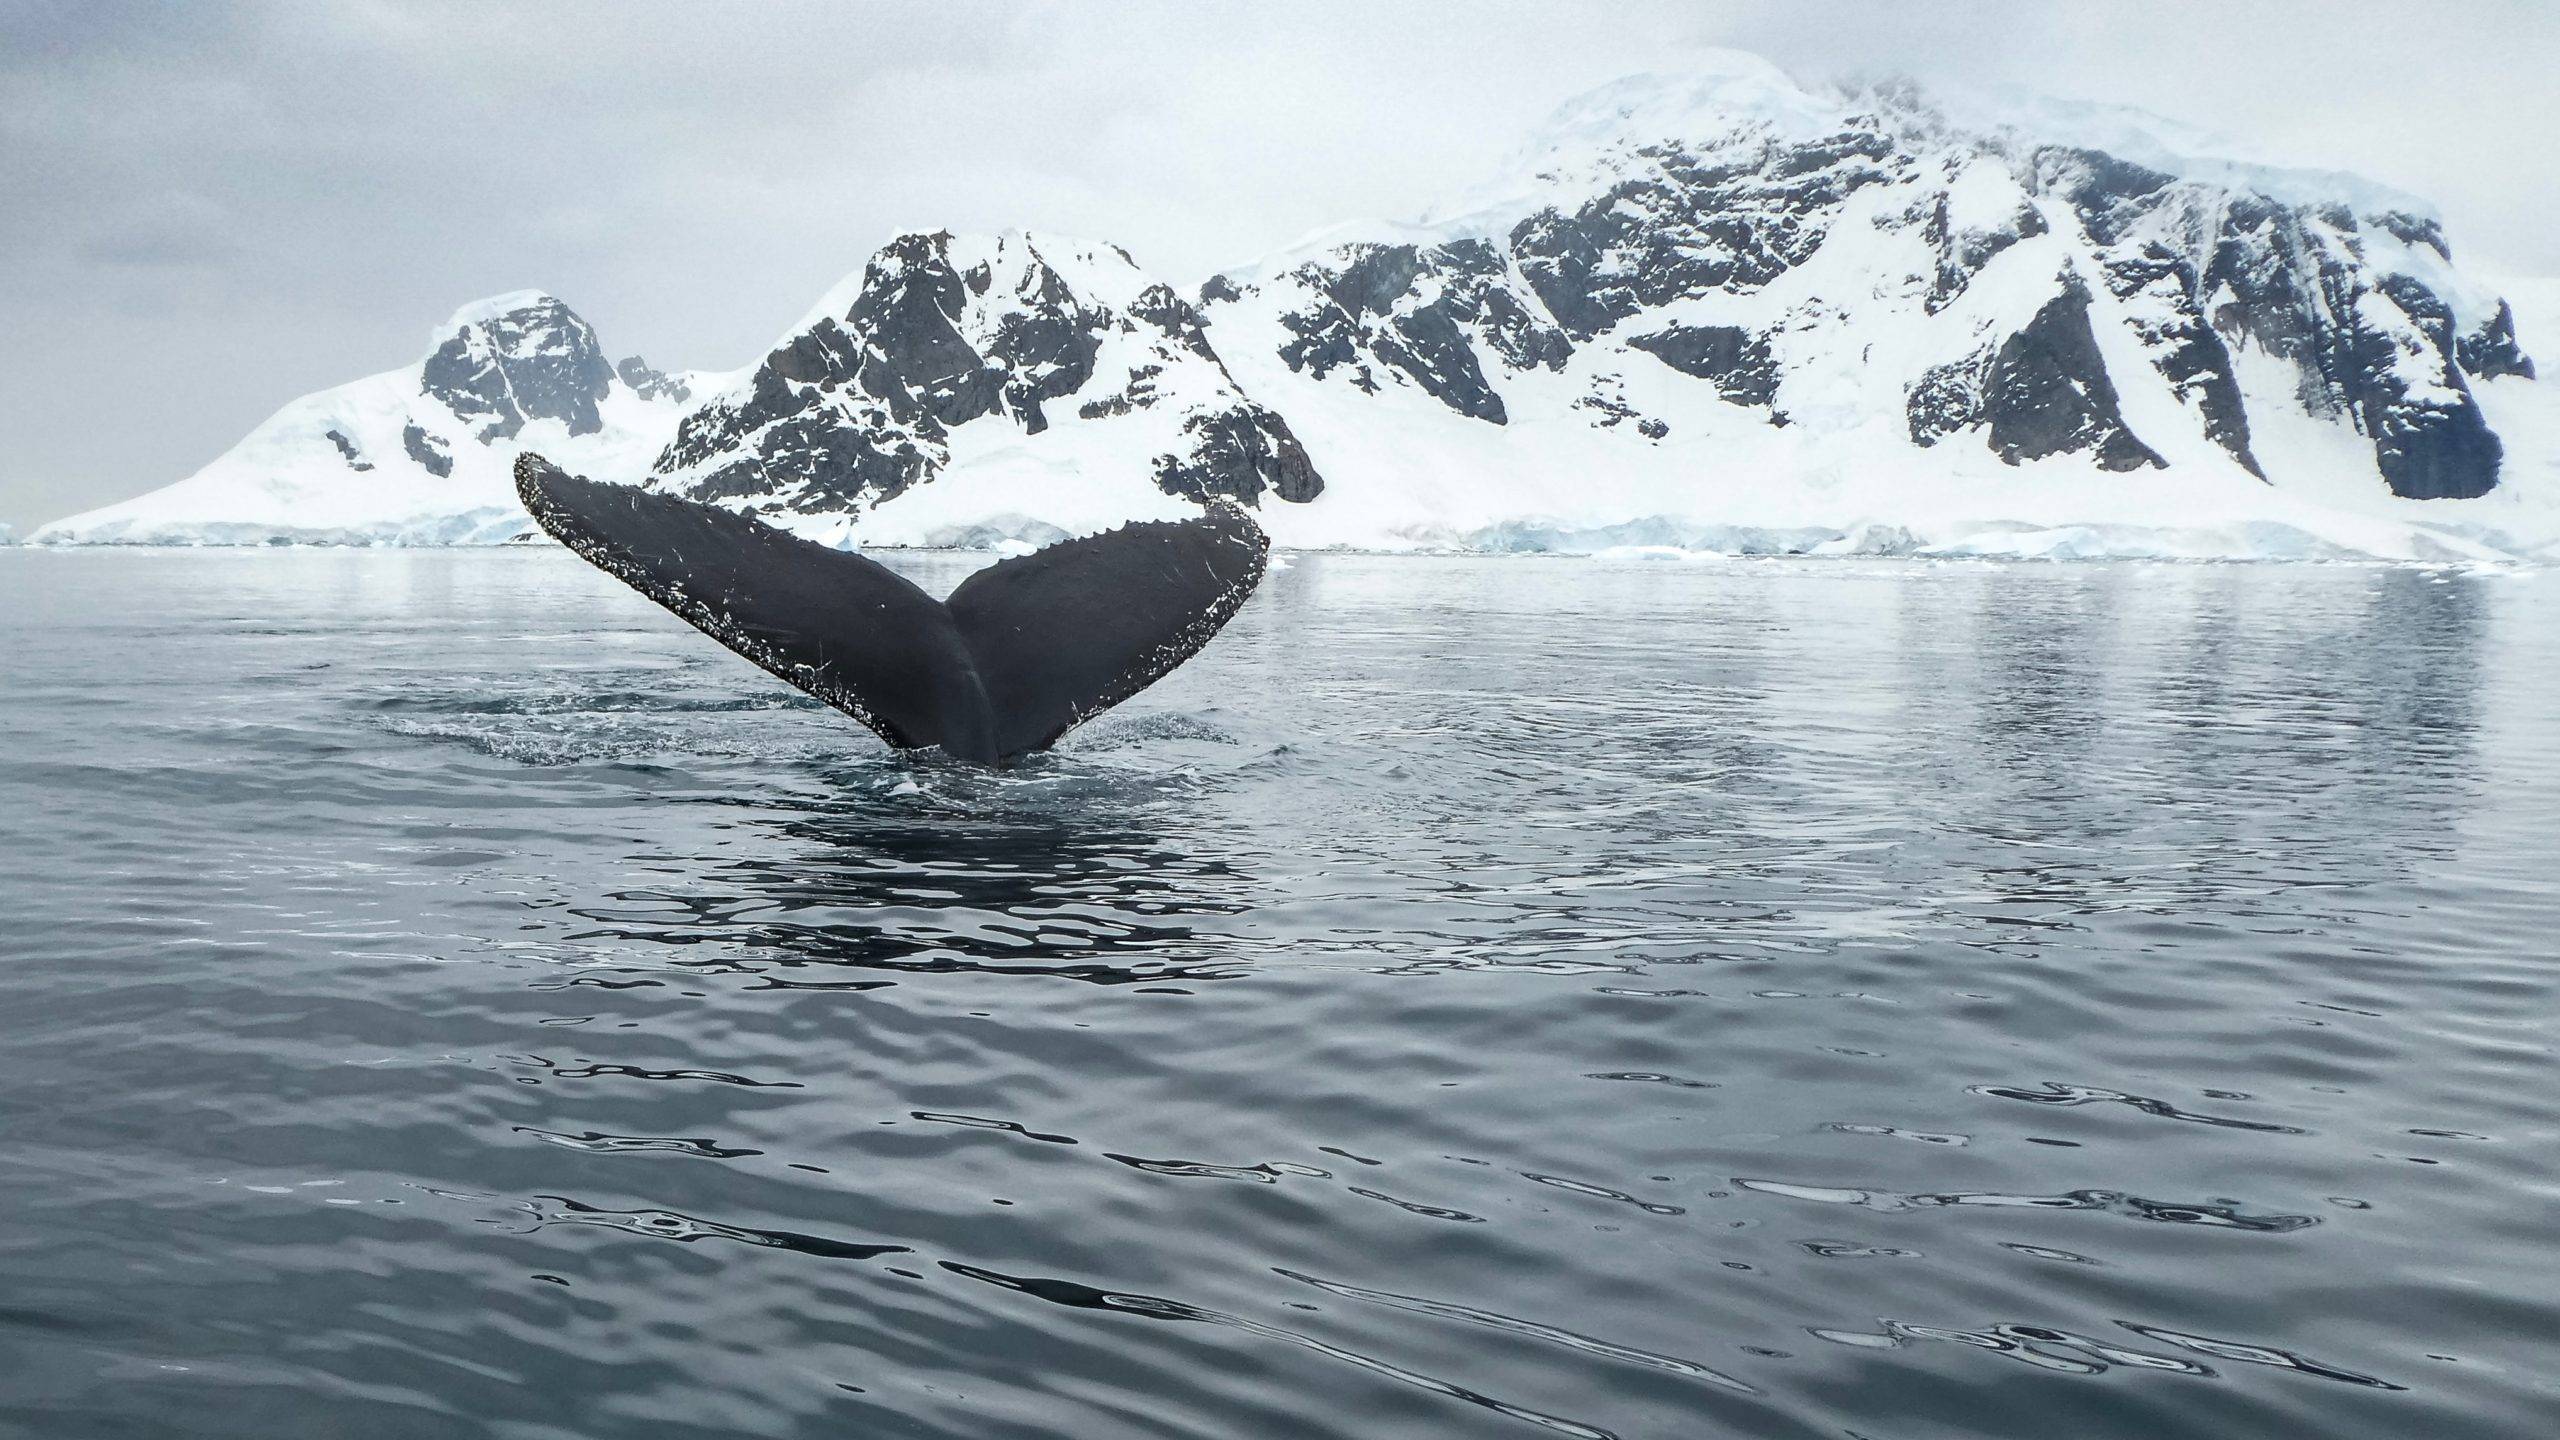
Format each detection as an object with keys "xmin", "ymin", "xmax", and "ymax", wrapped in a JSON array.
[{"xmin": 515, "ymin": 454, "xmax": 1268, "ymax": 765}]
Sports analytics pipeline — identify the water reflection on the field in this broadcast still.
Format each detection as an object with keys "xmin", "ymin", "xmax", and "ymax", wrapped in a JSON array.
[{"xmin": 558, "ymin": 787, "xmax": 1262, "ymax": 988}]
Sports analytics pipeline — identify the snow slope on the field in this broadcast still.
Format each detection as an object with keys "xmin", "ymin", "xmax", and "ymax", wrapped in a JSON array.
[{"xmin": 33, "ymin": 295, "xmax": 697, "ymax": 546}]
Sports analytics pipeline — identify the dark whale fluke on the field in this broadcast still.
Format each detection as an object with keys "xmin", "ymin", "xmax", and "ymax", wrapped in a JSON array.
[{"xmin": 516, "ymin": 454, "xmax": 1268, "ymax": 765}]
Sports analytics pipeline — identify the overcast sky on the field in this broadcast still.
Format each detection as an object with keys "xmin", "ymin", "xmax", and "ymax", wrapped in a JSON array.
[{"xmin": 4, "ymin": 0, "xmax": 2555, "ymax": 530}]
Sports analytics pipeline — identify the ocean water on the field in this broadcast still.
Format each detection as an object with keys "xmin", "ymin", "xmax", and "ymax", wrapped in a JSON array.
[{"xmin": 2, "ymin": 548, "xmax": 2555, "ymax": 1440}]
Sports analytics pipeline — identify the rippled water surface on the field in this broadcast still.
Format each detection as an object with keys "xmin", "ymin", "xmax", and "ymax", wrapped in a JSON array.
[{"xmin": 4, "ymin": 549, "xmax": 2557, "ymax": 1439}]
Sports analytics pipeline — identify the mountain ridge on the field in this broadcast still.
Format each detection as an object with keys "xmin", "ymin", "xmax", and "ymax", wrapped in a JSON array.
[{"xmin": 31, "ymin": 57, "xmax": 2558, "ymax": 562}]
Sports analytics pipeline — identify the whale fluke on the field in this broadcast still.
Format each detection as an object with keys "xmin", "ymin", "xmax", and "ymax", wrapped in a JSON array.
[{"xmin": 515, "ymin": 455, "xmax": 1267, "ymax": 765}]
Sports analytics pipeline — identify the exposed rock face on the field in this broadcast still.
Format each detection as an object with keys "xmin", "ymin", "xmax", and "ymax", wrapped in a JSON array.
[
  {"xmin": 1980, "ymin": 284, "xmax": 2165, "ymax": 471},
  {"xmin": 2343, "ymin": 274, "xmax": 2502, "ymax": 499},
  {"xmin": 1903, "ymin": 280, "xmax": 2165, "ymax": 471},
  {"xmin": 1510, "ymin": 128, "xmax": 1900, "ymax": 335},
  {"xmin": 1155, "ymin": 407, "xmax": 1323, "ymax": 504},
  {"xmin": 616, "ymin": 356, "xmax": 693, "ymax": 404},
  {"xmin": 1628, "ymin": 324, "xmax": 1780, "ymax": 409},
  {"xmin": 650, "ymin": 231, "xmax": 1323, "ymax": 519},
  {"xmin": 323, "ymin": 428, "xmax": 375, "ymax": 472},
  {"xmin": 1909, "ymin": 347, "xmax": 1994, "ymax": 448},
  {"xmin": 1922, "ymin": 178, "xmax": 2047, "ymax": 314},
  {"xmin": 2459, "ymin": 301, "xmax": 2535, "ymax": 382},
  {"xmin": 1269, "ymin": 240, "xmax": 1572, "ymax": 424},
  {"xmin": 2039, "ymin": 153, "xmax": 2505, "ymax": 499},
  {"xmin": 420, "ymin": 294, "xmax": 615, "ymax": 442},
  {"xmin": 2095, "ymin": 246, "xmax": 2260, "ymax": 476},
  {"xmin": 402, "ymin": 423, "xmax": 454, "ymax": 478}
]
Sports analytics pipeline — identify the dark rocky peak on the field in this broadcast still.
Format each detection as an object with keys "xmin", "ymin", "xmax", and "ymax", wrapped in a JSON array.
[
  {"xmin": 795, "ymin": 229, "xmax": 1141, "ymax": 435},
  {"xmin": 979, "ymin": 260, "xmax": 1113, "ymax": 433},
  {"xmin": 424, "ymin": 289, "xmax": 619, "ymax": 438},
  {"xmin": 652, "ymin": 230, "xmax": 1324, "ymax": 520},
  {"xmin": 841, "ymin": 231, "xmax": 1007, "ymax": 429},
  {"xmin": 2027, "ymin": 147, "xmax": 2177, "ymax": 241},
  {"xmin": 1320, "ymin": 243, "xmax": 1431, "ymax": 317},
  {"xmin": 651, "ymin": 230, "xmax": 1038, "ymax": 513},
  {"xmin": 419, "ymin": 292, "xmax": 613, "ymax": 443}
]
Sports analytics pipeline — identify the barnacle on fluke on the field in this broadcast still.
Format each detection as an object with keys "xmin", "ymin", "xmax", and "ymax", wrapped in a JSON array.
[{"xmin": 515, "ymin": 453, "xmax": 1266, "ymax": 765}]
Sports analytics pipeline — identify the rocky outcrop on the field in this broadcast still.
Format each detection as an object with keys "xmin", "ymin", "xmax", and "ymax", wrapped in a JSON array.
[
  {"xmin": 1903, "ymin": 285, "xmax": 2163, "ymax": 472},
  {"xmin": 2459, "ymin": 301, "xmax": 2535, "ymax": 382},
  {"xmin": 1268, "ymin": 240, "xmax": 1571, "ymax": 424},
  {"xmin": 402, "ymin": 423, "xmax": 454, "ymax": 478},
  {"xmin": 1154, "ymin": 407, "xmax": 1323, "ymax": 504},
  {"xmin": 2097, "ymin": 247, "xmax": 2260, "ymax": 476},
  {"xmin": 1628, "ymin": 324, "xmax": 1780, "ymax": 409},
  {"xmin": 1909, "ymin": 347, "xmax": 1994, "ymax": 449},
  {"xmin": 323, "ymin": 428, "xmax": 375, "ymax": 472},
  {"xmin": 2345, "ymin": 274, "xmax": 2502, "ymax": 499},
  {"xmin": 420, "ymin": 294, "xmax": 615, "ymax": 442},
  {"xmin": 1921, "ymin": 175, "xmax": 2047, "ymax": 314},
  {"xmin": 616, "ymin": 356, "xmax": 693, "ymax": 405},
  {"xmin": 1982, "ymin": 284, "xmax": 2165, "ymax": 471},
  {"xmin": 2027, "ymin": 151, "xmax": 2506, "ymax": 499}
]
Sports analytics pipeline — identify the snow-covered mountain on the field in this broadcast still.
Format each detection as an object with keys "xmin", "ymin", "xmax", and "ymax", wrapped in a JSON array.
[
  {"xmin": 34, "ymin": 56, "xmax": 2560, "ymax": 561},
  {"xmin": 34, "ymin": 292, "xmax": 695, "ymax": 545},
  {"xmin": 1191, "ymin": 59, "xmax": 2552, "ymax": 560},
  {"xmin": 646, "ymin": 231, "xmax": 1319, "ymax": 548}
]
